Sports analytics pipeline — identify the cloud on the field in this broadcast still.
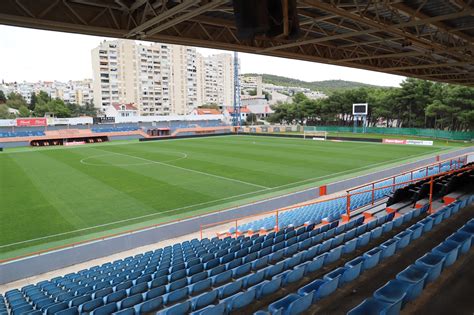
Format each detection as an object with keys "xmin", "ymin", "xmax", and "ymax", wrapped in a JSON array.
[{"xmin": 0, "ymin": 25, "xmax": 405, "ymax": 87}]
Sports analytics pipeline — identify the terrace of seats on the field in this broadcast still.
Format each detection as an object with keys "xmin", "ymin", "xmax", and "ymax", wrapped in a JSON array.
[
  {"xmin": 232, "ymin": 160, "xmax": 465, "ymax": 235},
  {"xmin": 1, "ymin": 166, "xmax": 472, "ymax": 315}
]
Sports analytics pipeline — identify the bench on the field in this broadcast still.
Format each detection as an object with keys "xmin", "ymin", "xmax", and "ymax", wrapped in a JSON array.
[
  {"xmin": 362, "ymin": 204, "xmax": 387, "ymax": 220},
  {"xmin": 386, "ymin": 201, "xmax": 412, "ymax": 214},
  {"xmin": 442, "ymin": 192, "xmax": 465, "ymax": 205}
]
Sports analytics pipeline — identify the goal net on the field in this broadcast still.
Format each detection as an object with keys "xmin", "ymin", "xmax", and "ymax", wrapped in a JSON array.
[{"xmin": 303, "ymin": 130, "xmax": 328, "ymax": 140}]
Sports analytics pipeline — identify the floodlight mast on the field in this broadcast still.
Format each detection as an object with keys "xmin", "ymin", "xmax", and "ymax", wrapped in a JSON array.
[{"xmin": 233, "ymin": 51, "xmax": 241, "ymax": 127}]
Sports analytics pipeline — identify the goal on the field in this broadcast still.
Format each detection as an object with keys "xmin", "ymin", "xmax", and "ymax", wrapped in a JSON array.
[{"xmin": 303, "ymin": 130, "xmax": 328, "ymax": 140}]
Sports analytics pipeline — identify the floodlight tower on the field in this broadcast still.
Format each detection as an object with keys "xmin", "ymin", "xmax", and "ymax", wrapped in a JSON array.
[{"xmin": 233, "ymin": 51, "xmax": 241, "ymax": 127}]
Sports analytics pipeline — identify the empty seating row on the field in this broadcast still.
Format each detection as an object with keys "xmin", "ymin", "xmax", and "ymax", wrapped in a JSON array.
[
  {"xmin": 91, "ymin": 126, "xmax": 139, "ymax": 133},
  {"xmin": 2, "ymin": 210, "xmax": 393, "ymax": 315},
  {"xmin": 0, "ymin": 130, "xmax": 45, "ymax": 138},
  {"xmin": 234, "ymin": 160, "xmax": 464, "ymax": 235},
  {"xmin": 257, "ymin": 203, "xmax": 436, "ymax": 315},
  {"xmin": 349, "ymin": 204, "xmax": 474, "ymax": 315}
]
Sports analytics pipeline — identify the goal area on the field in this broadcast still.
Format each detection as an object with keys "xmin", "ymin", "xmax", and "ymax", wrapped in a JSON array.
[{"xmin": 303, "ymin": 130, "xmax": 328, "ymax": 140}]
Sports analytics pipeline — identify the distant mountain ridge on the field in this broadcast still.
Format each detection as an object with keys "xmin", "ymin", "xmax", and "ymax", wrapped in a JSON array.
[{"xmin": 243, "ymin": 73, "xmax": 390, "ymax": 94}]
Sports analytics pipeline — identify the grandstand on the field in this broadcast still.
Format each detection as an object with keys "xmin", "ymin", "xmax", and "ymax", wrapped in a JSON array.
[{"xmin": 0, "ymin": 116, "xmax": 230, "ymax": 148}]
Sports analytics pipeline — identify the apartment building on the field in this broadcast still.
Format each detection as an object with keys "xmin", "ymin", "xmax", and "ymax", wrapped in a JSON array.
[
  {"xmin": 202, "ymin": 53, "xmax": 235, "ymax": 107},
  {"xmin": 92, "ymin": 40, "xmax": 205, "ymax": 115},
  {"xmin": 92, "ymin": 40, "xmax": 237, "ymax": 115},
  {"xmin": 0, "ymin": 80, "xmax": 93, "ymax": 106}
]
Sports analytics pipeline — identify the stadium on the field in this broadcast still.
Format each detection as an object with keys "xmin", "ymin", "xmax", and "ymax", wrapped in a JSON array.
[{"xmin": 0, "ymin": 1, "xmax": 474, "ymax": 315}]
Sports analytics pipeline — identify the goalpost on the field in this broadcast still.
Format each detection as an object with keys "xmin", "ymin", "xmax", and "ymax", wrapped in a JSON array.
[{"xmin": 303, "ymin": 129, "xmax": 328, "ymax": 140}]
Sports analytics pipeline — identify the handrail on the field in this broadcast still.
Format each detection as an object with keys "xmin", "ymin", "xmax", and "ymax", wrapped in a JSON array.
[{"xmin": 200, "ymin": 153, "xmax": 471, "ymax": 239}]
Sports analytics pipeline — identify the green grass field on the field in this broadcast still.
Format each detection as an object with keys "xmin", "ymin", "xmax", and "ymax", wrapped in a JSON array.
[{"xmin": 0, "ymin": 135, "xmax": 450, "ymax": 259}]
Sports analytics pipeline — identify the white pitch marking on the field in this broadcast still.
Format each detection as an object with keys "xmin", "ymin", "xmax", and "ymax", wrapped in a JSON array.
[
  {"xmin": 79, "ymin": 152, "xmax": 188, "ymax": 167},
  {"xmin": 91, "ymin": 147, "xmax": 270, "ymax": 190}
]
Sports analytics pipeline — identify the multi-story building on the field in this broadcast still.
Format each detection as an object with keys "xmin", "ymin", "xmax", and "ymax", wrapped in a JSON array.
[
  {"xmin": 92, "ymin": 40, "xmax": 208, "ymax": 116},
  {"xmin": 0, "ymin": 80, "xmax": 94, "ymax": 106},
  {"xmin": 201, "ymin": 53, "xmax": 235, "ymax": 107}
]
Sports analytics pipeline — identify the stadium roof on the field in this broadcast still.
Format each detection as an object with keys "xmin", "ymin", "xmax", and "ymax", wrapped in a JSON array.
[{"xmin": 1, "ymin": 0, "xmax": 473, "ymax": 86}]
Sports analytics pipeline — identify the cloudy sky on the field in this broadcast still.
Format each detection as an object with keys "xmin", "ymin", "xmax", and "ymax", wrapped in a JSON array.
[{"xmin": 0, "ymin": 25, "xmax": 406, "ymax": 86}]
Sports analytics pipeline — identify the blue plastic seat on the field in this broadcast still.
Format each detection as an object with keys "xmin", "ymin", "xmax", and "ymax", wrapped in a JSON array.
[
  {"xmin": 297, "ymin": 277, "xmax": 338, "ymax": 302},
  {"xmin": 363, "ymin": 247, "xmax": 382, "ymax": 270},
  {"xmin": 395, "ymin": 265, "xmax": 428, "ymax": 301},
  {"xmin": 344, "ymin": 228, "xmax": 357, "ymax": 241},
  {"xmin": 419, "ymin": 218, "xmax": 433, "ymax": 233},
  {"xmin": 263, "ymin": 262, "xmax": 284, "ymax": 279},
  {"xmin": 325, "ymin": 246, "xmax": 343, "ymax": 264},
  {"xmin": 268, "ymin": 293, "xmax": 313, "ymax": 315},
  {"xmin": 347, "ymin": 297, "xmax": 392, "ymax": 315},
  {"xmin": 306, "ymin": 253, "xmax": 326, "ymax": 274},
  {"xmin": 218, "ymin": 280, "xmax": 242, "ymax": 299},
  {"xmin": 91, "ymin": 303, "xmax": 117, "ymax": 315},
  {"xmin": 249, "ymin": 278, "xmax": 282, "ymax": 299},
  {"xmin": 211, "ymin": 270, "xmax": 232, "ymax": 286},
  {"xmin": 370, "ymin": 226, "xmax": 383, "ymax": 240},
  {"xmin": 191, "ymin": 290, "xmax": 218, "ymax": 311},
  {"xmin": 394, "ymin": 230, "xmax": 413, "ymax": 250},
  {"xmin": 242, "ymin": 271, "xmax": 265, "ymax": 289},
  {"xmin": 323, "ymin": 267, "xmax": 346, "ymax": 288},
  {"xmin": 163, "ymin": 287, "xmax": 188, "ymax": 305},
  {"xmin": 55, "ymin": 307, "xmax": 79, "ymax": 315},
  {"xmin": 275, "ymin": 265, "xmax": 305, "ymax": 286},
  {"xmin": 343, "ymin": 257, "xmax": 364, "ymax": 283},
  {"xmin": 222, "ymin": 289, "xmax": 256, "ymax": 312},
  {"xmin": 118, "ymin": 294, "xmax": 143, "ymax": 310},
  {"xmin": 134, "ymin": 296, "xmax": 163, "ymax": 314},
  {"xmin": 343, "ymin": 238, "xmax": 358, "ymax": 254},
  {"xmin": 319, "ymin": 239, "xmax": 333, "ymax": 253},
  {"xmin": 157, "ymin": 300, "xmax": 191, "ymax": 315},
  {"xmin": 357, "ymin": 232, "xmax": 371, "ymax": 247},
  {"xmin": 373, "ymin": 280, "xmax": 408, "ymax": 314},
  {"xmin": 446, "ymin": 231, "xmax": 472, "ymax": 254},
  {"xmin": 414, "ymin": 253, "xmax": 446, "ymax": 283},
  {"xmin": 432, "ymin": 240, "xmax": 460, "ymax": 267},
  {"xmin": 78, "ymin": 298, "xmax": 103, "ymax": 313},
  {"xmin": 382, "ymin": 221, "xmax": 394, "ymax": 234},
  {"xmin": 408, "ymin": 223, "xmax": 423, "ymax": 240},
  {"xmin": 380, "ymin": 239, "xmax": 398, "ymax": 260}
]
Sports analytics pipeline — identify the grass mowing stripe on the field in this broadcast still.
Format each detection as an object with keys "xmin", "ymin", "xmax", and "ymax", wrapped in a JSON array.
[
  {"xmin": 92, "ymin": 147, "xmax": 271, "ymax": 190},
  {"xmin": 0, "ymin": 147, "xmax": 445, "ymax": 249}
]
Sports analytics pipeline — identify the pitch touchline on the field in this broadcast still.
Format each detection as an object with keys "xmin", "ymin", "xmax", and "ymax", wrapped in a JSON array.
[
  {"xmin": 91, "ymin": 148, "xmax": 270, "ymax": 190},
  {"xmin": 0, "ymin": 150, "xmax": 440, "ymax": 248}
]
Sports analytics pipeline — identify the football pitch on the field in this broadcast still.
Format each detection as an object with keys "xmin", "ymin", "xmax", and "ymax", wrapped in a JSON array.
[{"xmin": 0, "ymin": 135, "xmax": 447, "ymax": 259}]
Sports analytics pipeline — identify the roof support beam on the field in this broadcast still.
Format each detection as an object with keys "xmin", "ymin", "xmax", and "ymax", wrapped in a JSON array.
[
  {"xmin": 125, "ymin": 0, "xmax": 199, "ymax": 38},
  {"xmin": 260, "ymin": 0, "xmax": 474, "ymax": 53},
  {"xmin": 143, "ymin": 0, "xmax": 228, "ymax": 37},
  {"xmin": 385, "ymin": 61, "xmax": 471, "ymax": 71}
]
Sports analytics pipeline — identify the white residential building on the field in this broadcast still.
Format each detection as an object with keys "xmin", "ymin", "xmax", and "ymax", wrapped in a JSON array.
[
  {"xmin": 201, "ymin": 53, "xmax": 236, "ymax": 107},
  {"xmin": 92, "ymin": 40, "xmax": 213, "ymax": 116},
  {"xmin": 0, "ymin": 80, "xmax": 94, "ymax": 106}
]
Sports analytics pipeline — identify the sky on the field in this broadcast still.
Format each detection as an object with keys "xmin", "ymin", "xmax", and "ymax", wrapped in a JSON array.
[{"xmin": 0, "ymin": 25, "xmax": 406, "ymax": 86}]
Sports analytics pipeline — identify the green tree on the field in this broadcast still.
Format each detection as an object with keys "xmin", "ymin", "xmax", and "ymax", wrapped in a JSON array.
[
  {"xmin": 246, "ymin": 112, "xmax": 257, "ymax": 125},
  {"xmin": 6, "ymin": 92, "xmax": 28, "ymax": 109},
  {"xmin": 29, "ymin": 92, "xmax": 38, "ymax": 110},
  {"xmin": 18, "ymin": 105, "xmax": 30, "ymax": 117},
  {"xmin": 34, "ymin": 98, "xmax": 71, "ymax": 118},
  {"xmin": 0, "ymin": 104, "xmax": 14, "ymax": 119},
  {"xmin": 0, "ymin": 90, "xmax": 6, "ymax": 104}
]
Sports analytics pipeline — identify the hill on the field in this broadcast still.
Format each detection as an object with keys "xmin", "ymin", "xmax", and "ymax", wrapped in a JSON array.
[{"xmin": 243, "ymin": 73, "xmax": 390, "ymax": 94}]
